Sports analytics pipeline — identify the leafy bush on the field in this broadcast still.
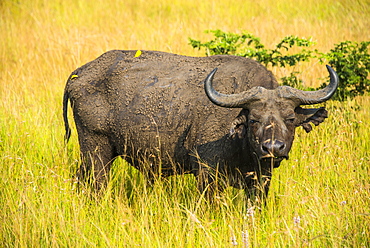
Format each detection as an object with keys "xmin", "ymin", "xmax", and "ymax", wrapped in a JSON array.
[
  {"xmin": 320, "ymin": 41, "xmax": 370, "ymax": 100},
  {"xmin": 189, "ymin": 30, "xmax": 315, "ymax": 90},
  {"xmin": 189, "ymin": 30, "xmax": 370, "ymax": 100},
  {"xmin": 189, "ymin": 30, "xmax": 315, "ymax": 66}
]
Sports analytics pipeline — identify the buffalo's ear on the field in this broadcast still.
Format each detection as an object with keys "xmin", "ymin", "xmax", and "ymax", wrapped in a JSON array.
[
  {"xmin": 294, "ymin": 107, "xmax": 328, "ymax": 133},
  {"xmin": 230, "ymin": 109, "xmax": 248, "ymax": 139}
]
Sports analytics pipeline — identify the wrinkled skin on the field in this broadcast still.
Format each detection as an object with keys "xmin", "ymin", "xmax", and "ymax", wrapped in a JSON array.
[{"xmin": 63, "ymin": 50, "xmax": 335, "ymax": 198}]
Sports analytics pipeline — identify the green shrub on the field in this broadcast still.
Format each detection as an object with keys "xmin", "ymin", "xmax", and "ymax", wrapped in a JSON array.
[
  {"xmin": 320, "ymin": 41, "xmax": 370, "ymax": 100},
  {"xmin": 189, "ymin": 30, "xmax": 315, "ymax": 90}
]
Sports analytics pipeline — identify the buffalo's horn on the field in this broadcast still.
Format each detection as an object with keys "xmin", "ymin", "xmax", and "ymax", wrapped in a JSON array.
[
  {"xmin": 204, "ymin": 68, "xmax": 268, "ymax": 108},
  {"xmin": 276, "ymin": 65, "xmax": 339, "ymax": 105},
  {"xmin": 204, "ymin": 65, "xmax": 339, "ymax": 108}
]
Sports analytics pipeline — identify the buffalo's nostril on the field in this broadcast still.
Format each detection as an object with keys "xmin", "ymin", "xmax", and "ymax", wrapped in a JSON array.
[
  {"xmin": 277, "ymin": 141, "xmax": 286, "ymax": 151},
  {"xmin": 262, "ymin": 143, "xmax": 270, "ymax": 154},
  {"xmin": 261, "ymin": 140, "xmax": 286, "ymax": 156}
]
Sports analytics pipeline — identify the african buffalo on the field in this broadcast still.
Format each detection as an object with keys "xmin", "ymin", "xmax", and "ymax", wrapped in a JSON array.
[{"xmin": 63, "ymin": 50, "xmax": 338, "ymax": 197}]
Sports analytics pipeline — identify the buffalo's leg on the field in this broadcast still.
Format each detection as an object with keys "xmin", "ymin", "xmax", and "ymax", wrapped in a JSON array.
[
  {"xmin": 194, "ymin": 163, "xmax": 226, "ymax": 201},
  {"xmin": 77, "ymin": 130, "xmax": 116, "ymax": 191},
  {"xmin": 195, "ymin": 167, "xmax": 214, "ymax": 198},
  {"xmin": 245, "ymin": 168, "xmax": 272, "ymax": 204}
]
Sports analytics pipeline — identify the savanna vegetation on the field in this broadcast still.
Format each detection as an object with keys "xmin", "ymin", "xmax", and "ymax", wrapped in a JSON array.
[{"xmin": 0, "ymin": 0, "xmax": 369, "ymax": 247}]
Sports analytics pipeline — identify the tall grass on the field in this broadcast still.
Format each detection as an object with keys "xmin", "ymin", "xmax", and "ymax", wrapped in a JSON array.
[{"xmin": 1, "ymin": 0, "xmax": 369, "ymax": 246}]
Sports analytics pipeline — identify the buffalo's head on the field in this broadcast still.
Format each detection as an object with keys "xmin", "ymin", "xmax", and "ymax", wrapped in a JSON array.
[{"xmin": 204, "ymin": 66, "xmax": 339, "ymax": 166}]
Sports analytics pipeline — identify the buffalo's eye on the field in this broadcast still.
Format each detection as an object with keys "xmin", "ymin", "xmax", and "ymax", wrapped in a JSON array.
[
  {"xmin": 249, "ymin": 119, "xmax": 259, "ymax": 124},
  {"xmin": 285, "ymin": 117, "xmax": 295, "ymax": 124}
]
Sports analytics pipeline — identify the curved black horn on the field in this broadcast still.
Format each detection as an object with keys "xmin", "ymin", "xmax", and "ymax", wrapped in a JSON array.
[
  {"xmin": 204, "ymin": 65, "xmax": 339, "ymax": 108},
  {"xmin": 277, "ymin": 65, "xmax": 339, "ymax": 105},
  {"xmin": 204, "ymin": 68, "xmax": 267, "ymax": 108}
]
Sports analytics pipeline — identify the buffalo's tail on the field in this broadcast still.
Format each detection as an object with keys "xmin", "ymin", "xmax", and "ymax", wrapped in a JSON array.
[{"xmin": 63, "ymin": 88, "xmax": 71, "ymax": 143}]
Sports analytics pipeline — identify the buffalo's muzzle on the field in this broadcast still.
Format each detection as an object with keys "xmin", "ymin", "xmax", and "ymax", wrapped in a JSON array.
[{"xmin": 260, "ymin": 139, "xmax": 288, "ymax": 159}]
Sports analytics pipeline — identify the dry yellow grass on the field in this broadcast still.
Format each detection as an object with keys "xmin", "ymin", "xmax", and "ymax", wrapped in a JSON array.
[{"xmin": 0, "ymin": 0, "xmax": 369, "ymax": 246}]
